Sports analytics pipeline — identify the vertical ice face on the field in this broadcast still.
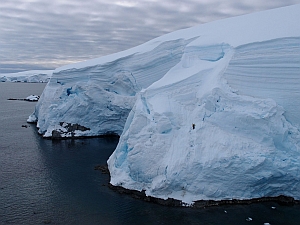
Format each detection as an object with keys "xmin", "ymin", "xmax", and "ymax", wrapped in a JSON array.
[
  {"xmin": 224, "ymin": 37, "xmax": 300, "ymax": 127},
  {"xmin": 108, "ymin": 37, "xmax": 300, "ymax": 203}
]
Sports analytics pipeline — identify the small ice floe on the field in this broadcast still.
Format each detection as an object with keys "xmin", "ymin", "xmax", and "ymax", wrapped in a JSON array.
[
  {"xmin": 271, "ymin": 206, "xmax": 276, "ymax": 209},
  {"xmin": 8, "ymin": 95, "xmax": 40, "ymax": 101},
  {"xmin": 264, "ymin": 223, "xmax": 271, "ymax": 225},
  {"xmin": 246, "ymin": 217, "xmax": 253, "ymax": 221},
  {"xmin": 25, "ymin": 95, "xmax": 40, "ymax": 101},
  {"xmin": 224, "ymin": 210, "xmax": 227, "ymax": 213}
]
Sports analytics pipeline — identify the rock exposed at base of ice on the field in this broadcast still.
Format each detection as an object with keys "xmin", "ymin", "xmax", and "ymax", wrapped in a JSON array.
[{"xmin": 0, "ymin": 70, "xmax": 53, "ymax": 83}]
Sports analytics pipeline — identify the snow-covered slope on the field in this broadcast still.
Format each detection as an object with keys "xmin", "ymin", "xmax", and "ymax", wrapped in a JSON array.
[
  {"xmin": 31, "ymin": 4, "xmax": 300, "ymax": 202},
  {"xmin": 0, "ymin": 70, "xmax": 53, "ymax": 83}
]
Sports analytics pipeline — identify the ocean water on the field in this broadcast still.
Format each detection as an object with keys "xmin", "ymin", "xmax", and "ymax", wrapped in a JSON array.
[{"xmin": 0, "ymin": 82, "xmax": 300, "ymax": 225}]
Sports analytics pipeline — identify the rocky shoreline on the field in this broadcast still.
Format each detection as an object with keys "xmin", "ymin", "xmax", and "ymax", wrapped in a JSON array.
[
  {"xmin": 48, "ymin": 132, "xmax": 119, "ymax": 140},
  {"xmin": 96, "ymin": 164, "xmax": 299, "ymax": 208}
]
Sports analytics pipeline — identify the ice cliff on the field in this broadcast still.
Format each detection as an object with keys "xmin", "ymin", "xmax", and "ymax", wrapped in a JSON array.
[
  {"xmin": 28, "ymin": 37, "xmax": 194, "ymax": 137},
  {"xmin": 0, "ymin": 70, "xmax": 53, "ymax": 83},
  {"xmin": 30, "ymin": 4, "xmax": 300, "ymax": 203}
]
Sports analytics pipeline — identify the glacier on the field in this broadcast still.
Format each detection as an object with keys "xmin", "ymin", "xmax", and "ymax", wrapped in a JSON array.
[
  {"xmin": 30, "ymin": 4, "xmax": 300, "ymax": 203},
  {"xmin": 0, "ymin": 70, "xmax": 53, "ymax": 83}
]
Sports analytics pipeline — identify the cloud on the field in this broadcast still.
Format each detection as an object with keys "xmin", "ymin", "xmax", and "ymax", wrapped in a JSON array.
[{"xmin": 1, "ymin": 0, "xmax": 300, "ymax": 73}]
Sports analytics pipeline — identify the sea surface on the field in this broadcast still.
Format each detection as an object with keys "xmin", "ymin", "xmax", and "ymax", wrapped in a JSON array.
[{"xmin": 0, "ymin": 82, "xmax": 300, "ymax": 225}]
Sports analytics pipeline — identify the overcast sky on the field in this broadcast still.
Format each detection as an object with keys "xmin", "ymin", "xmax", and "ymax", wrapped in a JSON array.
[{"xmin": 1, "ymin": 0, "xmax": 300, "ymax": 73}]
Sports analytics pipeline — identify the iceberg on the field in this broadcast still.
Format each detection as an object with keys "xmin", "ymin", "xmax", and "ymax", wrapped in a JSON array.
[
  {"xmin": 0, "ymin": 70, "xmax": 53, "ymax": 83},
  {"xmin": 31, "ymin": 4, "xmax": 300, "ymax": 203}
]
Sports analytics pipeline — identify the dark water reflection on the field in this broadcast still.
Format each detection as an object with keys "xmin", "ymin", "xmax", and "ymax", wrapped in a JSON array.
[{"xmin": 1, "ymin": 83, "xmax": 300, "ymax": 225}]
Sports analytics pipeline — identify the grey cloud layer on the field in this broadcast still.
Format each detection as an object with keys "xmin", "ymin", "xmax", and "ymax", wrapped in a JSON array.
[{"xmin": 1, "ymin": 0, "xmax": 300, "ymax": 73}]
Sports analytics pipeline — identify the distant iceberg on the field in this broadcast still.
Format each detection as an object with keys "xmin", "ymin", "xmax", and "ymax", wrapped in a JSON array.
[
  {"xmin": 30, "ymin": 4, "xmax": 300, "ymax": 203},
  {"xmin": 0, "ymin": 70, "xmax": 53, "ymax": 83}
]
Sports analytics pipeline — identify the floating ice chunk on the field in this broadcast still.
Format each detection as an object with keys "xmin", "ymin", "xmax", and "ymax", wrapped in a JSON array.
[
  {"xmin": 246, "ymin": 217, "xmax": 253, "ymax": 221},
  {"xmin": 26, "ymin": 95, "xmax": 40, "ymax": 101}
]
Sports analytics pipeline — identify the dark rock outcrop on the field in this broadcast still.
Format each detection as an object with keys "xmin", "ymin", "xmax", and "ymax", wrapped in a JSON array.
[
  {"xmin": 94, "ymin": 165, "xmax": 110, "ymax": 174},
  {"xmin": 109, "ymin": 184, "xmax": 299, "ymax": 208},
  {"xmin": 51, "ymin": 122, "xmax": 90, "ymax": 139}
]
